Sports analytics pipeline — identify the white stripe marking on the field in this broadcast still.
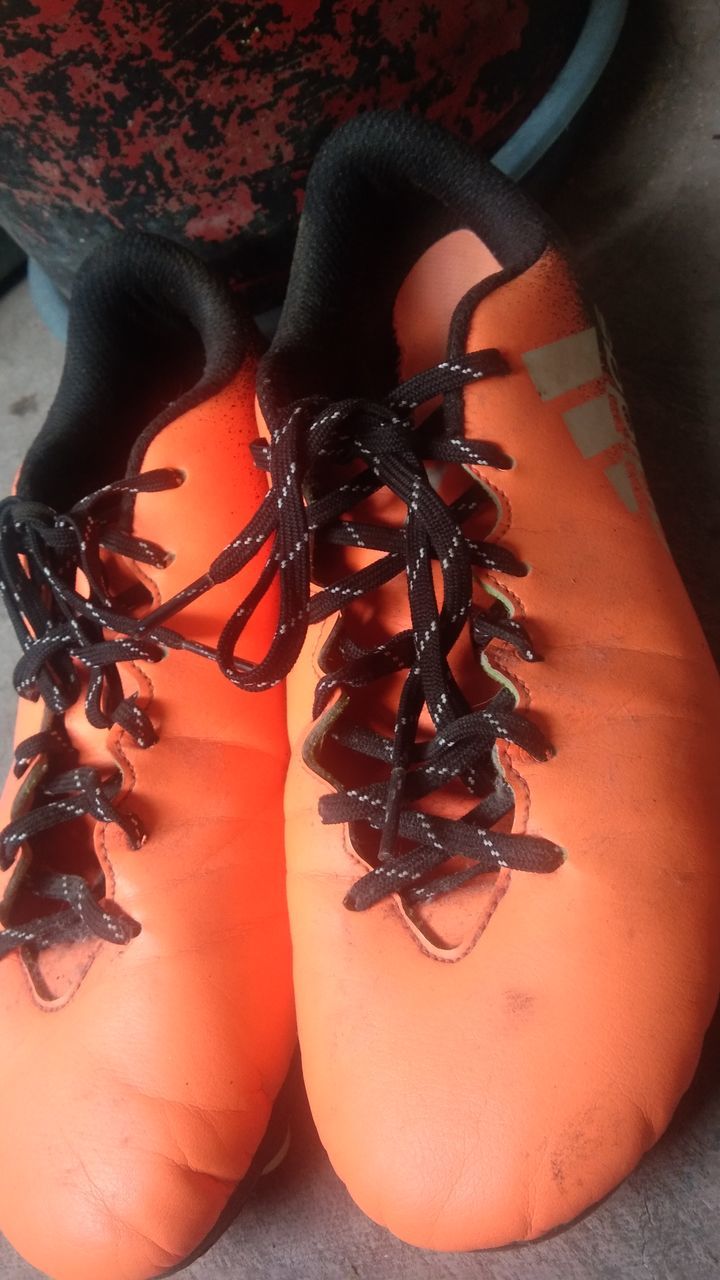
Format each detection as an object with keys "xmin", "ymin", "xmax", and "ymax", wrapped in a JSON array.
[
  {"xmin": 522, "ymin": 327, "xmax": 602, "ymax": 400},
  {"xmin": 563, "ymin": 392, "xmax": 621, "ymax": 459}
]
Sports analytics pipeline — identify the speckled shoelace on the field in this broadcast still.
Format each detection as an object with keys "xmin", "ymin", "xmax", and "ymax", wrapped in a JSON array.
[{"xmin": 204, "ymin": 348, "xmax": 564, "ymax": 909}]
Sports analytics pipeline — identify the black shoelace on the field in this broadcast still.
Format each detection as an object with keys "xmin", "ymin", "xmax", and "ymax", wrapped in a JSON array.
[
  {"xmin": 153, "ymin": 348, "xmax": 564, "ymax": 910},
  {"xmin": 0, "ymin": 349, "xmax": 563, "ymax": 958},
  {"xmin": 0, "ymin": 469, "xmax": 258, "ymax": 958}
]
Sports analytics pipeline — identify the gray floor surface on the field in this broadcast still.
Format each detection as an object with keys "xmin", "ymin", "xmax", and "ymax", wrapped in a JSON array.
[{"xmin": 0, "ymin": 1, "xmax": 719, "ymax": 1277}]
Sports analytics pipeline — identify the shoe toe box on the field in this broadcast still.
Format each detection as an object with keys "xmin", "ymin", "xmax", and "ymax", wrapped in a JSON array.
[
  {"xmin": 0, "ymin": 918, "xmax": 290, "ymax": 1280},
  {"xmin": 290, "ymin": 843, "xmax": 719, "ymax": 1251}
]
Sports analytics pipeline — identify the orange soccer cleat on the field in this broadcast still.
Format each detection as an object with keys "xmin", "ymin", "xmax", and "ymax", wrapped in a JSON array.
[
  {"xmin": 234, "ymin": 113, "xmax": 720, "ymax": 1250},
  {"xmin": 0, "ymin": 237, "xmax": 294, "ymax": 1279}
]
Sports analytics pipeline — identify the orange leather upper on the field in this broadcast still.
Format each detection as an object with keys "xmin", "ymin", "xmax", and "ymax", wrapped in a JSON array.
[
  {"xmin": 282, "ymin": 244, "xmax": 720, "ymax": 1249},
  {"xmin": 0, "ymin": 365, "xmax": 294, "ymax": 1280}
]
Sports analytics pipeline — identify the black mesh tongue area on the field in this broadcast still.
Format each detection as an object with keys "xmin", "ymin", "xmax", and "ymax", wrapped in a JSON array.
[{"xmin": 18, "ymin": 233, "xmax": 250, "ymax": 510}]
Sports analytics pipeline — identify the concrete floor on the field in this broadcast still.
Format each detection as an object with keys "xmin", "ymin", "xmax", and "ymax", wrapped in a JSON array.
[{"xmin": 0, "ymin": 1, "xmax": 719, "ymax": 1277}]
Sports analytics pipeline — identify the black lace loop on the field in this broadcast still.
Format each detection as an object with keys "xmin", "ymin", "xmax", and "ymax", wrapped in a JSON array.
[
  {"xmin": 0, "ymin": 471, "xmax": 185, "ymax": 958},
  {"xmin": 0, "ymin": 866, "xmax": 140, "ymax": 958},
  {"xmin": 185, "ymin": 348, "xmax": 562, "ymax": 910},
  {"xmin": 0, "ymin": 763, "xmax": 144, "ymax": 872}
]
